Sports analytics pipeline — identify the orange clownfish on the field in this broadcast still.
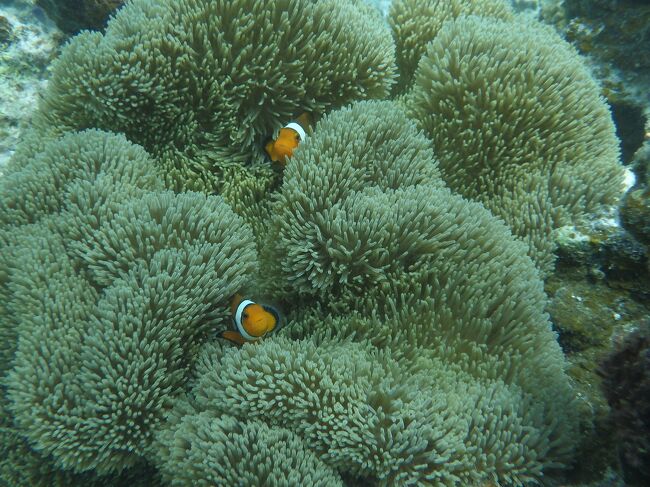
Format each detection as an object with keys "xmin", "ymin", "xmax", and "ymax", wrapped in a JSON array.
[
  {"xmin": 219, "ymin": 294, "xmax": 281, "ymax": 346},
  {"xmin": 264, "ymin": 113, "xmax": 311, "ymax": 165}
]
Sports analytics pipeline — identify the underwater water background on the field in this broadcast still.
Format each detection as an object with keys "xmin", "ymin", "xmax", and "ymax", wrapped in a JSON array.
[{"xmin": 0, "ymin": 0, "xmax": 649, "ymax": 486}]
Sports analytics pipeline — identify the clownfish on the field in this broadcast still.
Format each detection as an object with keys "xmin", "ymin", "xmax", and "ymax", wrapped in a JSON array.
[
  {"xmin": 219, "ymin": 294, "xmax": 281, "ymax": 346},
  {"xmin": 264, "ymin": 113, "xmax": 312, "ymax": 165}
]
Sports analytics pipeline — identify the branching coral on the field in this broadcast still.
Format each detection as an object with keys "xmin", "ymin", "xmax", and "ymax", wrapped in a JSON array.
[
  {"xmin": 404, "ymin": 15, "xmax": 624, "ymax": 271},
  {"xmin": 1, "ymin": 130, "xmax": 258, "ymax": 474},
  {"xmin": 18, "ymin": 0, "xmax": 396, "ymax": 192}
]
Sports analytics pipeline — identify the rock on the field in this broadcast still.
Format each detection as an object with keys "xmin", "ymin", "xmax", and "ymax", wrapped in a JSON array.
[
  {"xmin": 563, "ymin": 0, "xmax": 650, "ymax": 72},
  {"xmin": 0, "ymin": 15, "xmax": 13, "ymax": 46},
  {"xmin": 545, "ymin": 269, "xmax": 649, "ymax": 484},
  {"xmin": 540, "ymin": 0, "xmax": 650, "ymax": 167},
  {"xmin": 0, "ymin": 0, "xmax": 61, "ymax": 172},
  {"xmin": 598, "ymin": 323, "xmax": 650, "ymax": 486},
  {"xmin": 36, "ymin": 0, "xmax": 124, "ymax": 34},
  {"xmin": 622, "ymin": 186, "xmax": 650, "ymax": 245},
  {"xmin": 621, "ymin": 139, "xmax": 650, "ymax": 245}
]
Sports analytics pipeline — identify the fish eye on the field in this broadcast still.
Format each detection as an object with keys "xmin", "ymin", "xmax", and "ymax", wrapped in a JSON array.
[{"xmin": 242, "ymin": 312, "xmax": 248, "ymax": 319}]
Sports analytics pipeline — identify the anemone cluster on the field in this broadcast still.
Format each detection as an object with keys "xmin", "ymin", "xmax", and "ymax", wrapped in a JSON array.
[
  {"xmin": 404, "ymin": 12, "xmax": 623, "ymax": 271},
  {"xmin": 0, "ymin": 0, "xmax": 624, "ymax": 485}
]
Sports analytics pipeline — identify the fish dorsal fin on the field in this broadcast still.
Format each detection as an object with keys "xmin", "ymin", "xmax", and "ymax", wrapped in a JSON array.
[{"xmin": 296, "ymin": 112, "xmax": 312, "ymax": 129}]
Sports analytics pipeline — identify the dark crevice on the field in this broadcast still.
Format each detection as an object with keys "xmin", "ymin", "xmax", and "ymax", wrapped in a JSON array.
[{"xmin": 610, "ymin": 101, "xmax": 646, "ymax": 164}]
